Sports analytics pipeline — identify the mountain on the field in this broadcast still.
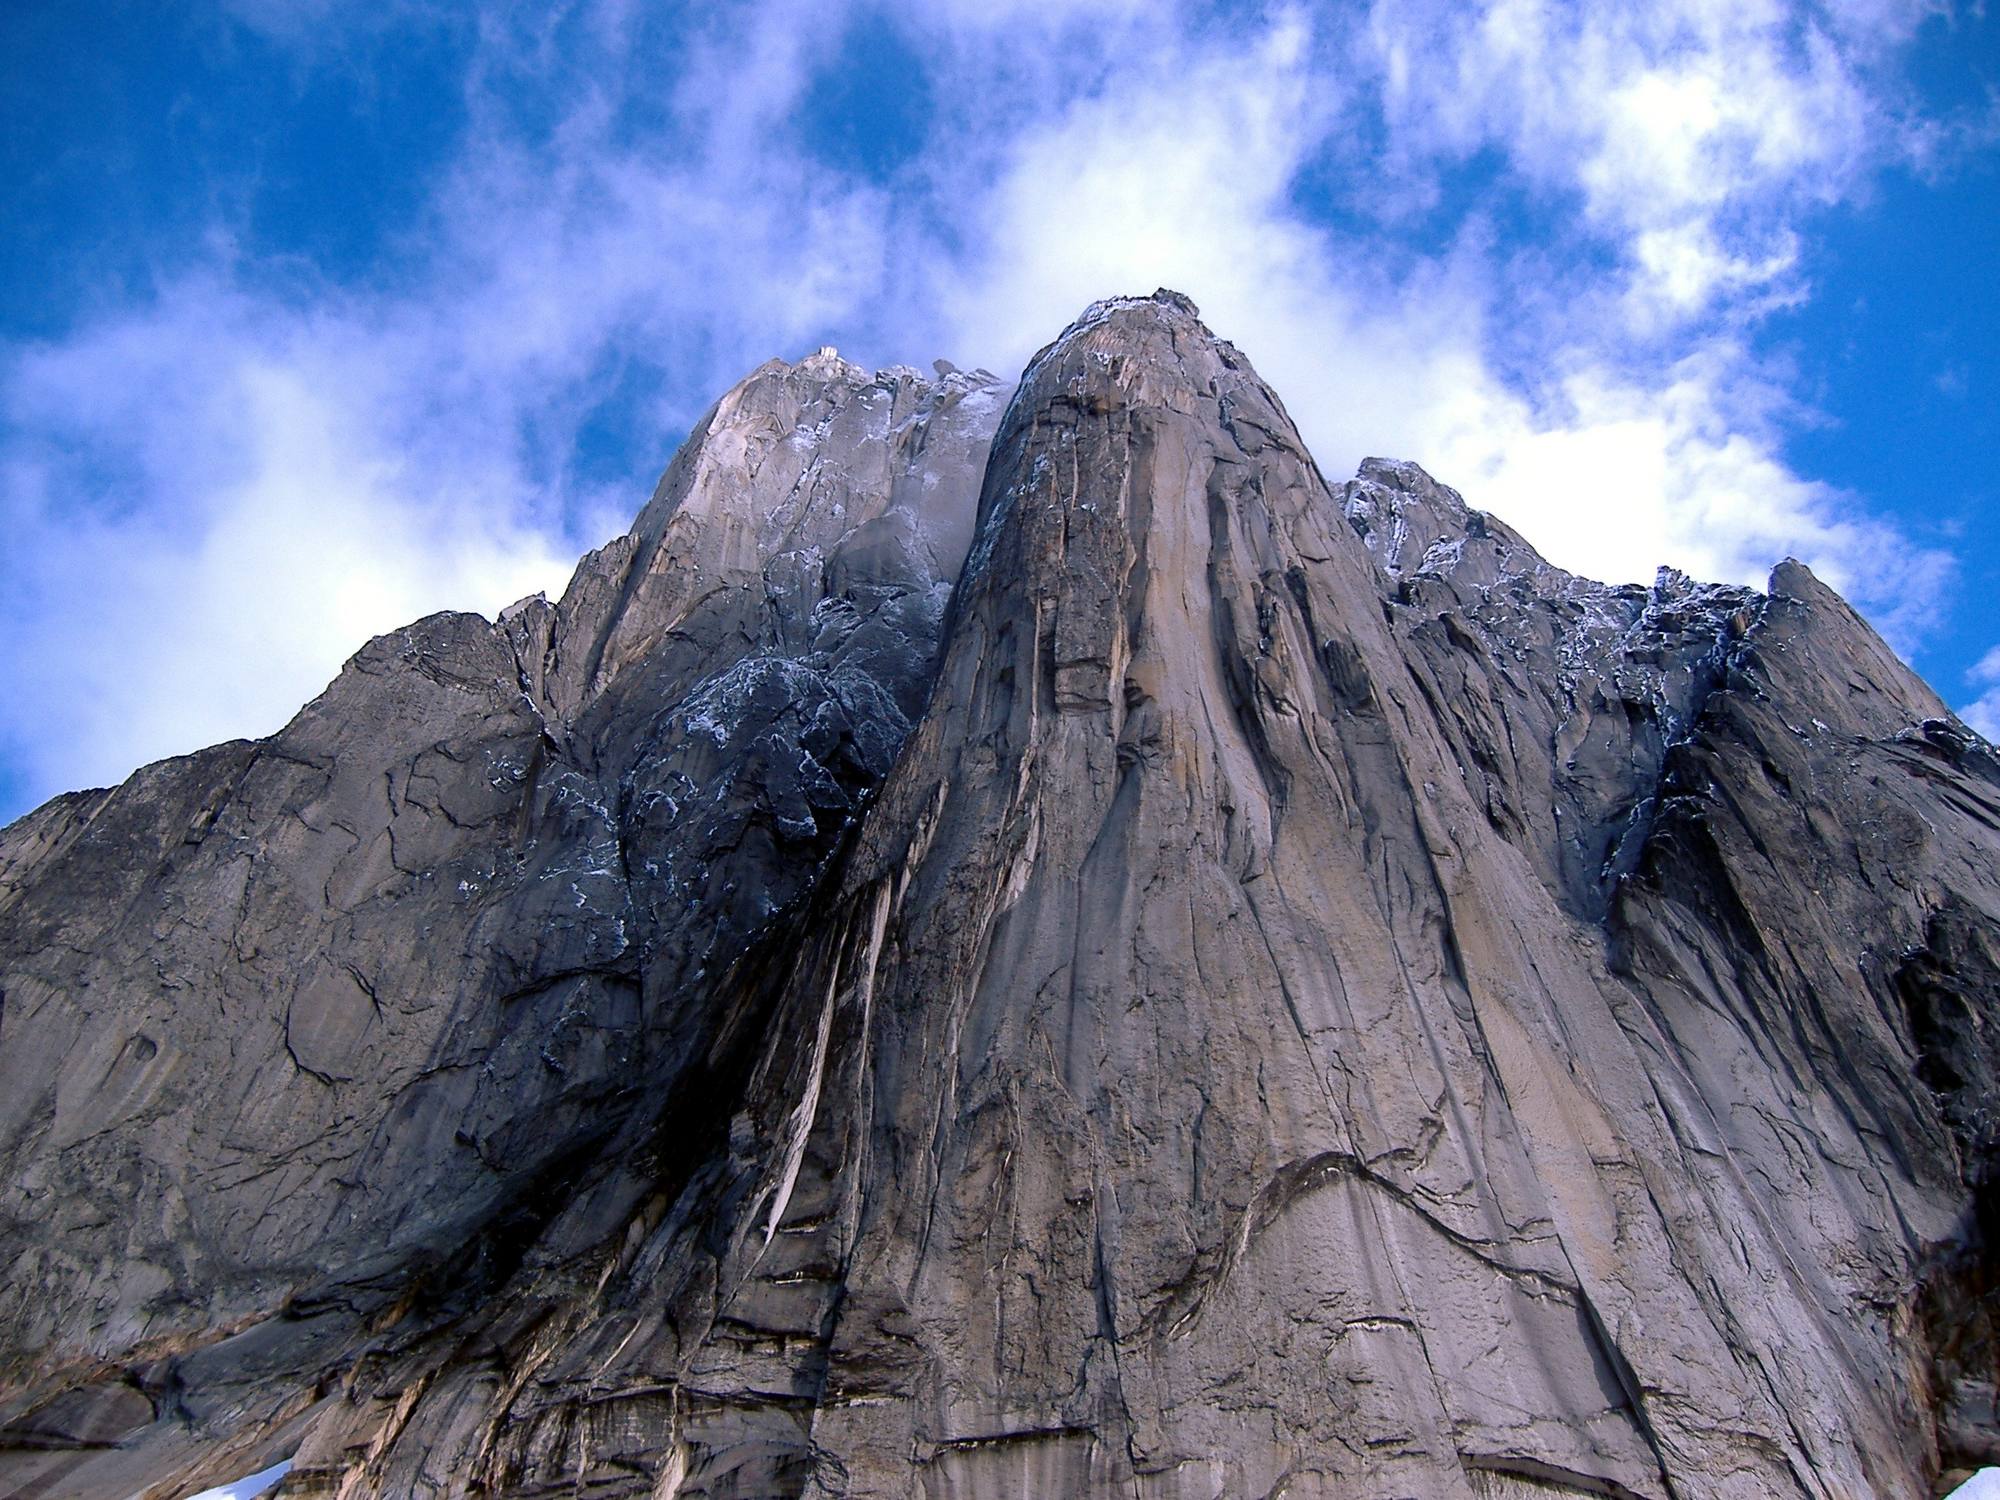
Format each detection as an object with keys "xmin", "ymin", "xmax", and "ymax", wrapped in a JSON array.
[{"xmin": 1, "ymin": 293, "xmax": 1995, "ymax": 1500}]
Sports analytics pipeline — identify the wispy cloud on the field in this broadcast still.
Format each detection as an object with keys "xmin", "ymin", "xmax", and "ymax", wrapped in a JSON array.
[
  {"xmin": 0, "ymin": 275, "xmax": 579, "ymax": 794},
  {"xmin": 1357, "ymin": 0, "xmax": 1948, "ymax": 324},
  {"xmin": 914, "ymin": 2, "xmax": 1956, "ymax": 620},
  {"xmin": 1965, "ymin": 647, "xmax": 2000, "ymax": 740},
  {"xmin": 0, "ymin": 0, "xmax": 1985, "ymax": 814}
]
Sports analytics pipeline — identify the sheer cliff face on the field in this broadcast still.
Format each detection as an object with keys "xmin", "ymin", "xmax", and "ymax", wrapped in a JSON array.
[
  {"xmin": 1, "ymin": 296, "xmax": 1995, "ymax": 1500},
  {"xmin": 0, "ymin": 351, "xmax": 1005, "ymax": 1498}
]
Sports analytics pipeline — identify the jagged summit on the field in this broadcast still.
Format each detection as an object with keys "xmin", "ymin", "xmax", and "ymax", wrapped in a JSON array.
[
  {"xmin": 1042, "ymin": 286, "xmax": 1205, "ymax": 340},
  {"xmin": 1, "ymin": 297, "xmax": 1996, "ymax": 1500}
]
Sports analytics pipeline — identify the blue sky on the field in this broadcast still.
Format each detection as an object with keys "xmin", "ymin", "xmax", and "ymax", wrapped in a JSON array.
[{"xmin": 1, "ymin": 0, "xmax": 1996, "ymax": 821}]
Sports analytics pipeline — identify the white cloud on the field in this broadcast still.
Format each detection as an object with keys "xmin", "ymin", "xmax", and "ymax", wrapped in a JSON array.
[
  {"xmin": 920, "ymin": 7, "xmax": 1952, "ymax": 628},
  {"xmin": 1964, "ymin": 648, "xmax": 2000, "ymax": 741},
  {"xmin": 1358, "ymin": 0, "xmax": 1935, "ymax": 321},
  {"xmin": 1, "ymin": 284, "xmax": 577, "ymax": 796}
]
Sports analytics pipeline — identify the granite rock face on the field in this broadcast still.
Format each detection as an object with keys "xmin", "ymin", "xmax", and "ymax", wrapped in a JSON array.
[
  {"xmin": 1, "ymin": 294, "xmax": 1995, "ymax": 1499},
  {"xmin": 0, "ymin": 348, "xmax": 1004, "ymax": 1498}
]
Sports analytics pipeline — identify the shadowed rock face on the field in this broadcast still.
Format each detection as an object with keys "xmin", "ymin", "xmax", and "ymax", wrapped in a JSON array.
[
  {"xmin": 0, "ymin": 294, "xmax": 1994, "ymax": 1499},
  {"xmin": 0, "ymin": 350, "xmax": 1005, "ymax": 1498}
]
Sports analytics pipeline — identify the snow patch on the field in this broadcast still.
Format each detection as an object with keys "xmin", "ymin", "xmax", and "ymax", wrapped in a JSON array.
[
  {"xmin": 187, "ymin": 1458, "xmax": 292, "ymax": 1499},
  {"xmin": 1416, "ymin": 537, "xmax": 1465, "ymax": 577}
]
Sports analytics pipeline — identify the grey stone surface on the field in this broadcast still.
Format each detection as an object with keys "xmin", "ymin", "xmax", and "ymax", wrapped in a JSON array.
[
  {"xmin": 0, "ymin": 348, "xmax": 1003, "ymax": 1499},
  {"xmin": 0, "ymin": 294, "xmax": 1993, "ymax": 1499}
]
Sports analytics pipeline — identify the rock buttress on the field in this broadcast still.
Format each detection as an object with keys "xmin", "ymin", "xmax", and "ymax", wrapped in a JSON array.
[{"xmin": 0, "ymin": 352, "xmax": 1003, "ymax": 1500}]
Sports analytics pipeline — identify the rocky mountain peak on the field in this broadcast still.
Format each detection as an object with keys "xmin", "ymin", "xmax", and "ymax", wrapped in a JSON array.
[
  {"xmin": 1, "ymin": 295, "xmax": 1995, "ymax": 1500},
  {"xmin": 1340, "ymin": 456, "xmax": 1524, "ymax": 583}
]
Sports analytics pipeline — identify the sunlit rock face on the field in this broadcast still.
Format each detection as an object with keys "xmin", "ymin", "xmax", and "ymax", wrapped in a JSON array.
[{"xmin": 2, "ymin": 294, "xmax": 1995, "ymax": 1500}]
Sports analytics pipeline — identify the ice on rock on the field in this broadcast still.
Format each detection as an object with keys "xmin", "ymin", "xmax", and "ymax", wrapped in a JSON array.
[{"xmin": 186, "ymin": 1459, "xmax": 292, "ymax": 1499}]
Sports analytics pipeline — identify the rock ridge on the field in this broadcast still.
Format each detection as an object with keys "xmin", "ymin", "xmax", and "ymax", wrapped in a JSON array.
[{"xmin": 0, "ymin": 291, "xmax": 1994, "ymax": 1499}]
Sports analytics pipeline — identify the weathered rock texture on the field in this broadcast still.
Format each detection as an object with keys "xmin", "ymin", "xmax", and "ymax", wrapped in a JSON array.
[{"xmin": 0, "ymin": 294, "xmax": 1995, "ymax": 1500}]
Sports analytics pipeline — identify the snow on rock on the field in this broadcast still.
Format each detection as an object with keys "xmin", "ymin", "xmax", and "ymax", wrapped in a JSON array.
[{"xmin": 186, "ymin": 1458, "xmax": 292, "ymax": 1499}]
